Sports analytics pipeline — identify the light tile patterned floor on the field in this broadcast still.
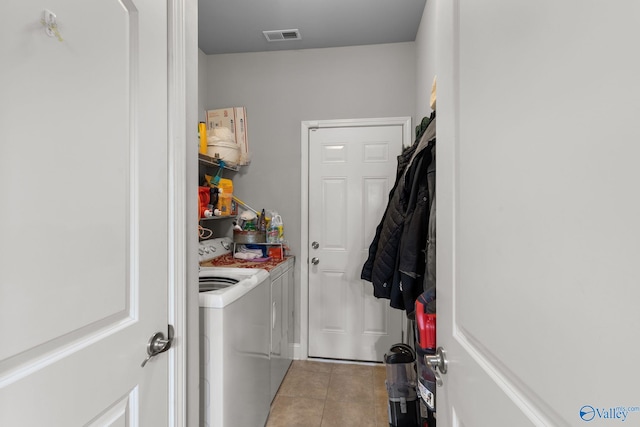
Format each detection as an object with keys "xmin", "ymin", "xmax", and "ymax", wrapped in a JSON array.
[{"xmin": 266, "ymin": 360, "xmax": 389, "ymax": 427}]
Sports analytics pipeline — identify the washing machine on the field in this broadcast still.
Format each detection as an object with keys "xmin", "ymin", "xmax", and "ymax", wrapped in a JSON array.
[{"xmin": 199, "ymin": 238, "xmax": 271, "ymax": 427}]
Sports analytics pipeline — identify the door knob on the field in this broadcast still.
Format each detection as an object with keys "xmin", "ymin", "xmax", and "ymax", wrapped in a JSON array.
[
  {"xmin": 425, "ymin": 346, "xmax": 448, "ymax": 374},
  {"xmin": 311, "ymin": 257, "xmax": 320, "ymax": 265},
  {"xmin": 141, "ymin": 326, "xmax": 174, "ymax": 367},
  {"xmin": 311, "ymin": 241, "xmax": 319, "ymax": 249}
]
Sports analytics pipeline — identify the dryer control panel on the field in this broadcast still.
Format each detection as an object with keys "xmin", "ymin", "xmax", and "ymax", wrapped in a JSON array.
[{"xmin": 198, "ymin": 237, "xmax": 233, "ymax": 263}]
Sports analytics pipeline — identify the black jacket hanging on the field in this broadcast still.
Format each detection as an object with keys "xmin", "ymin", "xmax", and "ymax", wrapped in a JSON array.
[
  {"xmin": 360, "ymin": 121, "xmax": 426, "ymax": 287},
  {"xmin": 396, "ymin": 140, "xmax": 435, "ymax": 316},
  {"xmin": 361, "ymin": 113, "xmax": 436, "ymax": 311}
]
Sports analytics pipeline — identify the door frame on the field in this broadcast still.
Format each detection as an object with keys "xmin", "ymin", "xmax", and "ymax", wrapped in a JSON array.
[
  {"xmin": 300, "ymin": 117, "xmax": 412, "ymax": 360},
  {"xmin": 167, "ymin": 0, "xmax": 197, "ymax": 425}
]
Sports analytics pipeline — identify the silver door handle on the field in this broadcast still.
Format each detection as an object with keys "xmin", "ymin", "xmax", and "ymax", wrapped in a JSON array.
[
  {"xmin": 311, "ymin": 257, "xmax": 319, "ymax": 265},
  {"xmin": 141, "ymin": 326, "xmax": 174, "ymax": 367},
  {"xmin": 425, "ymin": 347, "xmax": 448, "ymax": 374},
  {"xmin": 425, "ymin": 347, "xmax": 447, "ymax": 387},
  {"xmin": 311, "ymin": 241, "xmax": 319, "ymax": 249}
]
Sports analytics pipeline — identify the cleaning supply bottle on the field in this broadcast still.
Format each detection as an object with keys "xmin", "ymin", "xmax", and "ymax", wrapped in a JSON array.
[
  {"xmin": 198, "ymin": 186, "xmax": 210, "ymax": 218},
  {"xmin": 267, "ymin": 212, "xmax": 279, "ymax": 243},
  {"xmin": 268, "ymin": 212, "xmax": 284, "ymax": 243},
  {"xmin": 271, "ymin": 212, "xmax": 284, "ymax": 243},
  {"xmin": 258, "ymin": 209, "xmax": 267, "ymax": 233}
]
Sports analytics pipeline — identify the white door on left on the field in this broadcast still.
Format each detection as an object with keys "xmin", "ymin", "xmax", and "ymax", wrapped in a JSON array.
[{"xmin": 0, "ymin": 1, "xmax": 171, "ymax": 425}]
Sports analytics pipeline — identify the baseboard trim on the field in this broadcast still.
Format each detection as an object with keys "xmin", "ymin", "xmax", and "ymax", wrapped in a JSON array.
[{"xmin": 291, "ymin": 343, "xmax": 304, "ymax": 360}]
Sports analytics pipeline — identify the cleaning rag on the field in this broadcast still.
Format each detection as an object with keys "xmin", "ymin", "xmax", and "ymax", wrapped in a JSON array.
[{"xmin": 234, "ymin": 246, "xmax": 264, "ymax": 260}]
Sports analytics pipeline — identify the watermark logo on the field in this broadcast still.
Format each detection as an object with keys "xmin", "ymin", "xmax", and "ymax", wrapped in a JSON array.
[
  {"xmin": 579, "ymin": 405, "xmax": 640, "ymax": 422},
  {"xmin": 580, "ymin": 406, "xmax": 596, "ymax": 422}
]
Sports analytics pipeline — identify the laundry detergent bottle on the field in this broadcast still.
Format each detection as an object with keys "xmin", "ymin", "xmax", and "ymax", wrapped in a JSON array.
[{"xmin": 269, "ymin": 213, "xmax": 284, "ymax": 243}]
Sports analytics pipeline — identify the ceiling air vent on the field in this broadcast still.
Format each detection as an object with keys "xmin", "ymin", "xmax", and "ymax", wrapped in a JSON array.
[{"xmin": 263, "ymin": 29, "xmax": 302, "ymax": 42}]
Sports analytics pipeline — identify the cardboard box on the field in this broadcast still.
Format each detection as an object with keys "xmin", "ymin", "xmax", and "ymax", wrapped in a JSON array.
[
  {"xmin": 205, "ymin": 107, "xmax": 250, "ymax": 165},
  {"xmin": 234, "ymin": 107, "xmax": 249, "ymax": 165}
]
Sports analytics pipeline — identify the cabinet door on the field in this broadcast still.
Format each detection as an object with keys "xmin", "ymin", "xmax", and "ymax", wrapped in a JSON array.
[
  {"xmin": 285, "ymin": 266, "xmax": 295, "ymax": 359},
  {"xmin": 270, "ymin": 273, "xmax": 284, "ymax": 401},
  {"xmin": 280, "ymin": 268, "xmax": 287, "ymax": 360},
  {"xmin": 271, "ymin": 274, "xmax": 283, "ymax": 357}
]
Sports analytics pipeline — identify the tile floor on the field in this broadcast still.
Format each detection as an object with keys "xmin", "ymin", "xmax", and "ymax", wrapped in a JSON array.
[{"xmin": 266, "ymin": 360, "xmax": 389, "ymax": 427}]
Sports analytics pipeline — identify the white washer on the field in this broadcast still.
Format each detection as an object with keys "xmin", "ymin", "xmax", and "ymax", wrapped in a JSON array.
[{"xmin": 199, "ymin": 239, "xmax": 271, "ymax": 427}]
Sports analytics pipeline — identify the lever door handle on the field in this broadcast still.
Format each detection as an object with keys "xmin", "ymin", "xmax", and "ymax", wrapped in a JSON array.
[
  {"xmin": 141, "ymin": 326, "xmax": 174, "ymax": 367},
  {"xmin": 424, "ymin": 347, "xmax": 448, "ymax": 387},
  {"xmin": 425, "ymin": 347, "xmax": 448, "ymax": 374}
]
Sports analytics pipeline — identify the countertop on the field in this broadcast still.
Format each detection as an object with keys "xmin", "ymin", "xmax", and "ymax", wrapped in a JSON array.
[{"xmin": 200, "ymin": 253, "xmax": 294, "ymax": 274}]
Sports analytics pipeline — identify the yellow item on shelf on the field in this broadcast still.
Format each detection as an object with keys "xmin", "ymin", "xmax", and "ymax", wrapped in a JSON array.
[
  {"xmin": 216, "ymin": 178, "xmax": 233, "ymax": 216},
  {"xmin": 199, "ymin": 122, "xmax": 207, "ymax": 154}
]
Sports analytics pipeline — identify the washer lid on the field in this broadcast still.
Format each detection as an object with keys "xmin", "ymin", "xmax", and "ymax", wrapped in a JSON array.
[
  {"xmin": 199, "ymin": 268, "xmax": 270, "ymax": 308},
  {"xmin": 199, "ymin": 267, "xmax": 267, "ymax": 280},
  {"xmin": 199, "ymin": 276, "xmax": 239, "ymax": 292}
]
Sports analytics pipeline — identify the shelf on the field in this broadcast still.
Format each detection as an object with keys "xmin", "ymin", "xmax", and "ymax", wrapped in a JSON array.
[
  {"xmin": 199, "ymin": 215, "xmax": 236, "ymax": 221},
  {"xmin": 233, "ymin": 242, "xmax": 283, "ymax": 246},
  {"xmin": 198, "ymin": 153, "xmax": 240, "ymax": 171}
]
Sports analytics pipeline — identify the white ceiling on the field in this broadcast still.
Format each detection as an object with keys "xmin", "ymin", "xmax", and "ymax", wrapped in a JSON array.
[{"xmin": 198, "ymin": 0, "xmax": 427, "ymax": 55}]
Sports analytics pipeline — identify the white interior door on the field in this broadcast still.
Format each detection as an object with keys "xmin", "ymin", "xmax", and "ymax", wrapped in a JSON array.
[
  {"xmin": 0, "ymin": 1, "xmax": 171, "ymax": 425},
  {"xmin": 436, "ymin": 1, "xmax": 640, "ymax": 425},
  {"xmin": 308, "ymin": 123, "xmax": 405, "ymax": 362}
]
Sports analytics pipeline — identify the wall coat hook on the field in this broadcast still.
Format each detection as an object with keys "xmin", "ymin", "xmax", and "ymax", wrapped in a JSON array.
[{"xmin": 41, "ymin": 9, "xmax": 63, "ymax": 42}]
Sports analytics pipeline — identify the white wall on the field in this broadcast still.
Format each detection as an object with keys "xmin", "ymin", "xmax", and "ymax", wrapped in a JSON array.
[
  {"xmin": 415, "ymin": 0, "xmax": 437, "ymax": 122},
  {"xmin": 200, "ymin": 42, "xmax": 416, "ymax": 343},
  {"xmin": 198, "ymin": 49, "xmax": 208, "ymax": 122}
]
